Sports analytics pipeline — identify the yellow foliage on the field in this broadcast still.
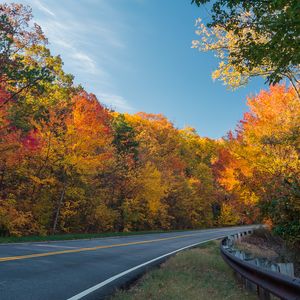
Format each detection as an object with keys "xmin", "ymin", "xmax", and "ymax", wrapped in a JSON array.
[
  {"xmin": 0, "ymin": 200, "xmax": 38, "ymax": 236},
  {"xmin": 218, "ymin": 203, "xmax": 240, "ymax": 226},
  {"xmin": 192, "ymin": 17, "xmax": 278, "ymax": 89}
]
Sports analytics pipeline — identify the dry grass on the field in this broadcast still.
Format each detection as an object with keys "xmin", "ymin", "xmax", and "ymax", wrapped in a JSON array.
[
  {"xmin": 235, "ymin": 227, "xmax": 300, "ymax": 277},
  {"xmin": 235, "ymin": 240, "xmax": 278, "ymax": 259},
  {"xmin": 111, "ymin": 241, "xmax": 257, "ymax": 300},
  {"xmin": 235, "ymin": 227, "xmax": 285, "ymax": 260}
]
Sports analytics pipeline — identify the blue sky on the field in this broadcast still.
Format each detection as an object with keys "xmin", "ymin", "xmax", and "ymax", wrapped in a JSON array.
[{"xmin": 11, "ymin": 0, "xmax": 266, "ymax": 138}]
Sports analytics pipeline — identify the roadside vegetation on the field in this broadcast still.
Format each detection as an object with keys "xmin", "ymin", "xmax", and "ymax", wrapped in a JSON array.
[{"xmin": 112, "ymin": 240, "xmax": 256, "ymax": 300}]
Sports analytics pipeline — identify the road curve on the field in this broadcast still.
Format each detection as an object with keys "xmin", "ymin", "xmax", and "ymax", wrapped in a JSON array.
[{"xmin": 0, "ymin": 225, "xmax": 255, "ymax": 300}]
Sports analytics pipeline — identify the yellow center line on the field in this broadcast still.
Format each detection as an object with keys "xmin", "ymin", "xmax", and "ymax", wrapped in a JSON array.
[{"xmin": 0, "ymin": 233, "xmax": 199, "ymax": 263}]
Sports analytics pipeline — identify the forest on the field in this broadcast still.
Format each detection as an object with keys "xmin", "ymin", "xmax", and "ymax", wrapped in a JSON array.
[{"xmin": 0, "ymin": 3, "xmax": 299, "ymax": 243}]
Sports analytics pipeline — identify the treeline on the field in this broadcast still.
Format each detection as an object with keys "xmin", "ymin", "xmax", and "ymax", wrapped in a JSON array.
[
  {"xmin": 216, "ymin": 86, "xmax": 300, "ymax": 243},
  {"xmin": 0, "ymin": 4, "xmax": 299, "ymax": 242}
]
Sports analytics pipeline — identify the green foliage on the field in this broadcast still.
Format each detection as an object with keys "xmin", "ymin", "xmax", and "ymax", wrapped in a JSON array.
[
  {"xmin": 273, "ymin": 221, "xmax": 300, "ymax": 244},
  {"xmin": 111, "ymin": 114, "xmax": 139, "ymax": 161},
  {"xmin": 0, "ymin": 4, "xmax": 73, "ymax": 102}
]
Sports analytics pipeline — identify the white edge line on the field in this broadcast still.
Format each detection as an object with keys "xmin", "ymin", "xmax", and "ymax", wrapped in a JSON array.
[{"xmin": 66, "ymin": 235, "xmax": 226, "ymax": 300}]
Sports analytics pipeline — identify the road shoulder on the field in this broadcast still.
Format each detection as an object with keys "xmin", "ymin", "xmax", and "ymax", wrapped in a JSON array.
[{"xmin": 111, "ymin": 240, "xmax": 257, "ymax": 300}]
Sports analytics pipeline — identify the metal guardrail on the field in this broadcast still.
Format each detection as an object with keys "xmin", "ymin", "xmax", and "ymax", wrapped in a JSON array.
[{"xmin": 220, "ymin": 231, "xmax": 300, "ymax": 300}]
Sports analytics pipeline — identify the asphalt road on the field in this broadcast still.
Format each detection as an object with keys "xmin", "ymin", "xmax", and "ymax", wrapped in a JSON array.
[{"xmin": 0, "ymin": 225, "xmax": 255, "ymax": 300}]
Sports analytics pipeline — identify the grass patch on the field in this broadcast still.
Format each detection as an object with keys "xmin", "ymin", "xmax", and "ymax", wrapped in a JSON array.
[
  {"xmin": 112, "ymin": 240, "xmax": 256, "ymax": 300},
  {"xmin": 0, "ymin": 230, "xmax": 183, "ymax": 244}
]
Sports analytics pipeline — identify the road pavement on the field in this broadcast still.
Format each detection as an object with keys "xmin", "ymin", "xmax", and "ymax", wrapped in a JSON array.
[{"xmin": 0, "ymin": 225, "xmax": 255, "ymax": 300}]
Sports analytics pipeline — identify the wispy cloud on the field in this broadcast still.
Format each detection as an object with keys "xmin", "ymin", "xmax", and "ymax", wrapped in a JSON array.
[
  {"xmin": 9, "ymin": 0, "xmax": 134, "ymax": 112},
  {"xmin": 97, "ymin": 93, "xmax": 133, "ymax": 112},
  {"xmin": 70, "ymin": 52, "xmax": 104, "ymax": 76},
  {"xmin": 33, "ymin": 0, "xmax": 55, "ymax": 17}
]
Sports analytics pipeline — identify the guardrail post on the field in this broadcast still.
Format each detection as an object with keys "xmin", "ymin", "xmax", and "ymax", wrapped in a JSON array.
[
  {"xmin": 257, "ymin": 286, "xmax": 271, "ymax": 300},
  {"xmin": 234, "ymin": 270, "xmax": 242, "ymax": 282},
  {"xmin": 278, "ymin": 263, "xmax": 294, "ymax": 277},
  {"xmin": 244, "ymin": 278, "xmax": 256, "ymax": 293}
]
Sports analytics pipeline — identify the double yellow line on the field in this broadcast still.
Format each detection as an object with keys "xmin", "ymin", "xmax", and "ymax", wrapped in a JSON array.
[{"xmin": 0, "ymin": 233, "xmax": 198, "ymax": 263}]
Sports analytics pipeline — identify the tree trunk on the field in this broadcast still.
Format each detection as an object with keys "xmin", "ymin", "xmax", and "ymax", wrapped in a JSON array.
[{"xmin": 52, "ymin": 184, "xmax": 66, "ymax": 235}]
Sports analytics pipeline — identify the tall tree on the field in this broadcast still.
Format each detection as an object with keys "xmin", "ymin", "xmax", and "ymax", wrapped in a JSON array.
[{"xmin": 0, "ymin": 3, "xmax": 73, "ymax": 104}]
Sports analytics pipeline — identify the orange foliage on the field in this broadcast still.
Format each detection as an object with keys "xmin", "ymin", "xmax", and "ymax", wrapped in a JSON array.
[{"xmin": 1, "ymin": 1, "xmax": 298, "ymax": 239}]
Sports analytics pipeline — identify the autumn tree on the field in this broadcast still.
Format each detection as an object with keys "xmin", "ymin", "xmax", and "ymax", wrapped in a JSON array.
[
  {"xmin": 0, "ymin": 88, "xmax": 41, "ymax": 236},
  {"xmin": 123, "ymin": 113, "xmax": 218, "ymax": 230},
  {"xmin": 217, "ymin": 85, "xmax": 300, "ymax": 240},
  {"xmin": 0, "ymin": 3, "xmax": 73, "ymax": 103},
  {"xmin": 176, "ymin": 128, "xmax": 217, "ymax": 227},
  {"xmin": 31, "ymin": 92, "xmax": 115, "ymax": 234},
  {"xmin": 191, "ymin": 0, "xmax": 300, "ymax": 96}
]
